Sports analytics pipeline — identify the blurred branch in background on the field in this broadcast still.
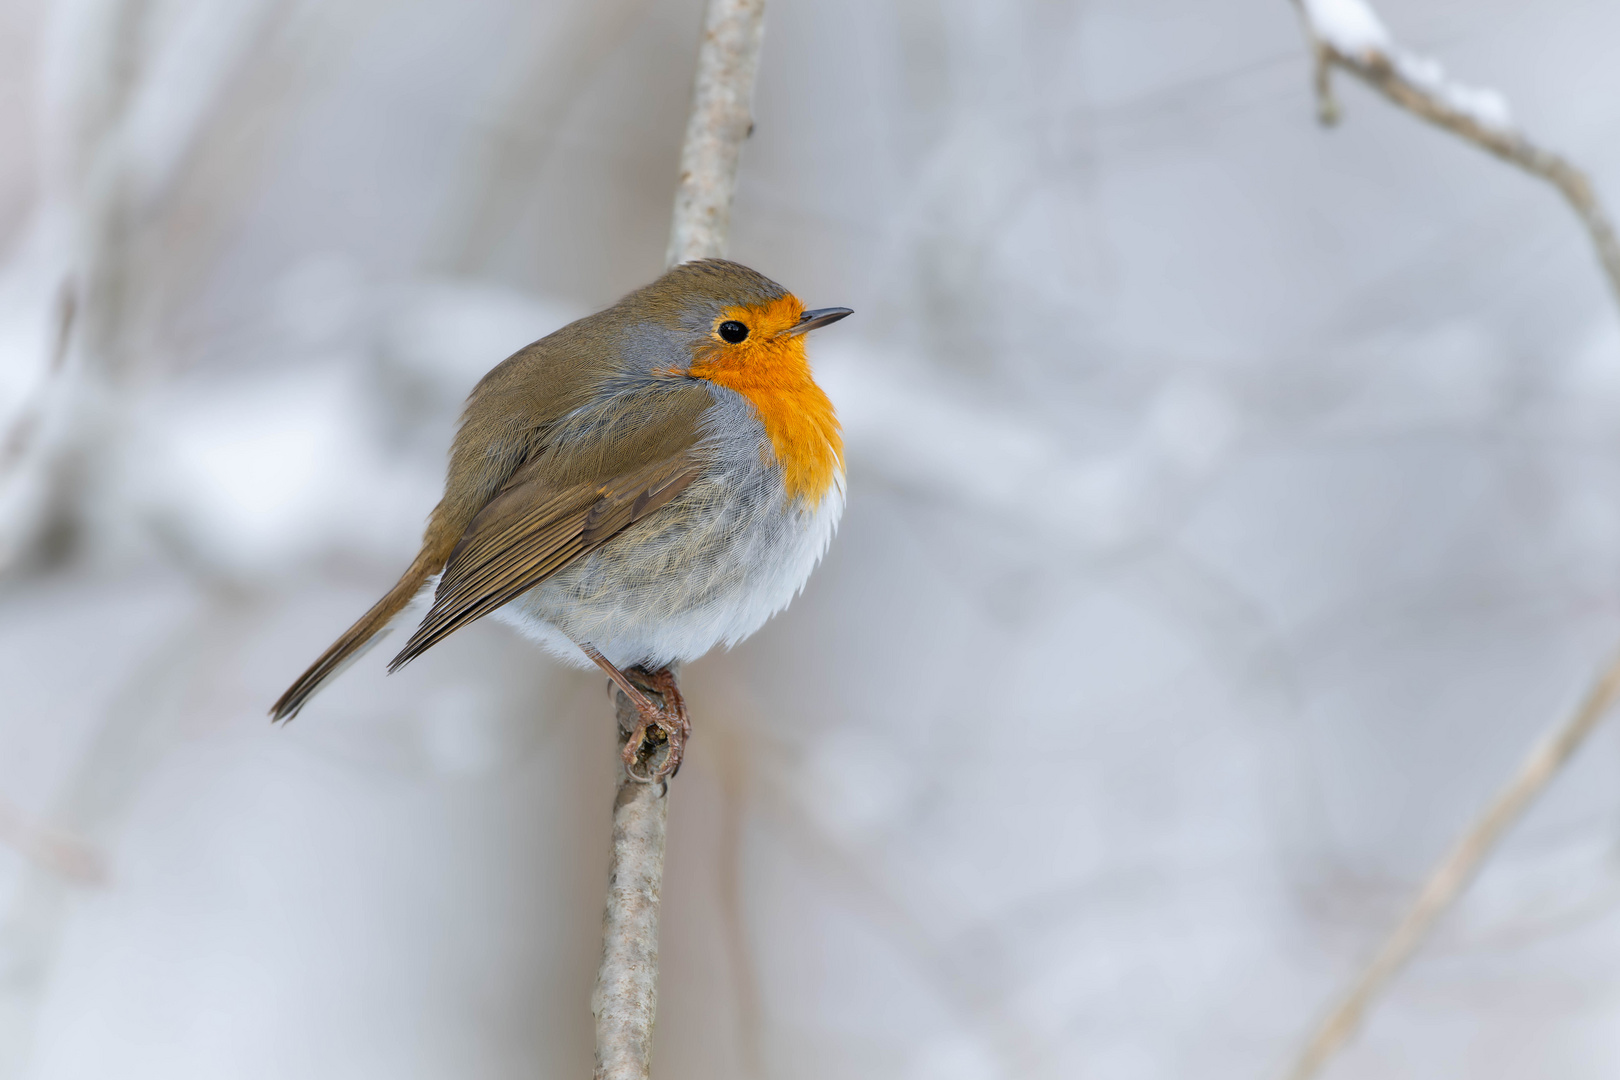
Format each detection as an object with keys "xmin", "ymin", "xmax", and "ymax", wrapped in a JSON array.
[
  {"xmin": 0, "ymin": 280, "xmax": 72, "ymax": 500},
  {"xmin": 1283, "ymin": 2, "xmax": 1620, "ymax": 1077},
  {"xmin": 0, "ymin": 0, "xmax": 330, "ymax": 576},
  {"xmin": 0, "ymin": 4, "xmax": 372, "ymax": 1073},
  {"xmin": 592, "ymin": 3, "xmax": 765, "ymax": 1079},
  {"xmin": 1287, "ymin": 662, "xmax": 1620, "ymax": 1080}
]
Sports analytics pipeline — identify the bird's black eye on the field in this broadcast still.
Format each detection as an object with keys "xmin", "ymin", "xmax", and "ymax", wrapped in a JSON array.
[{"xmin": 717, "ymin": 320, "xmax": 749, "ymax": 343}]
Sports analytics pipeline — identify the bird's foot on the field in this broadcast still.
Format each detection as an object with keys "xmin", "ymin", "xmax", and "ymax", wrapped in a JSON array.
[
  {"xmin": 579, "ymin": 644, "xmax": 690, "ymax": 784},
  {"xmin": 618, "ymin": 665, "xmax": 690, "ymax": 784}
]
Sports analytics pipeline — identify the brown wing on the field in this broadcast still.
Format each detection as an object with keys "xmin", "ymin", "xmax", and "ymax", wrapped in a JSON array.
[
  {"xmin": 271, "ymin": 366, "xmax": 712, "ymax": 721},
  {"xmin": 386, "ymin": 450, "xmax": 700, "ymax": 671}
]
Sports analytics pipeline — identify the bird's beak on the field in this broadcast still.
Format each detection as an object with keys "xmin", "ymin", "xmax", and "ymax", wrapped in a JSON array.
[{"xmin": 786, "ymin": 307, "xmax": 853, "ymax": 335}]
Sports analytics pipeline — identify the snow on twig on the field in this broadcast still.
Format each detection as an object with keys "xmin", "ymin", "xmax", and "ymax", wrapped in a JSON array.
[
  {"xmin": 1290, "ymin": 0, "xmax": 1620, "ymax": 305},
  {"xmin": 1300, "ymin": 0, "xmax": 1511, "ymax": 132}
]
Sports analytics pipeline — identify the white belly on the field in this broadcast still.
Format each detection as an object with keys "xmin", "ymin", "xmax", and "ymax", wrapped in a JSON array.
[{"xmin": 491, "ymin": 389, "xmax": 844, "ymax": 670}]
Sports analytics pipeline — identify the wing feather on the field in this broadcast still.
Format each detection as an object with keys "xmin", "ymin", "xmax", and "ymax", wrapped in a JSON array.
[{"xmin": 387, "ymin": 451, "xmax": 701, "ymax": 670}]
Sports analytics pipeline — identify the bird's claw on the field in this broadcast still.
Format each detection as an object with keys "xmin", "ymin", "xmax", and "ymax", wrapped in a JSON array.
[{"xmin": 619, "ymin": 666, "xmax": 690, "ymax": 784}]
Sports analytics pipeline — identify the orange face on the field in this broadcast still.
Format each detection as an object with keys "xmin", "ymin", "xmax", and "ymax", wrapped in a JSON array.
[{"xmin": 683, "ymin": 294, "xmax": 844, "ymax": 507}]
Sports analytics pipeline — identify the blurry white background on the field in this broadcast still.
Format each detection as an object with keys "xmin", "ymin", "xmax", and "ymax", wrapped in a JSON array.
[{"xmin": 3, "ymin": 0, "xmax": 1620, "ymax": 1077}]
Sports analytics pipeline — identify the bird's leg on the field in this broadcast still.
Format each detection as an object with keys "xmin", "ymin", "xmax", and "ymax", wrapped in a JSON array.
[
  {"xmin": 581, "ymin": 643, "xmax": 657, "ymax": 713},
  {"xmin": 627, "ymin": 665, "xmax": 690, "ymax": 780},
  {"xmin": 580, "ymin": 644, "xmax": 691, "ymax": 783}
]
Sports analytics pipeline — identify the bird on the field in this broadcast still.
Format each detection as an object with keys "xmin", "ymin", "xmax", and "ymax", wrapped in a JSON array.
[{"xmin": 270, "ymin": 259, "xmax": 850, "ymax": 780}]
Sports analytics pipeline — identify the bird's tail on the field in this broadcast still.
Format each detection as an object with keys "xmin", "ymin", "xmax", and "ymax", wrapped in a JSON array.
[{"xmin": 269, "ymin": 548, "xmax": 443, "ymax": 721}]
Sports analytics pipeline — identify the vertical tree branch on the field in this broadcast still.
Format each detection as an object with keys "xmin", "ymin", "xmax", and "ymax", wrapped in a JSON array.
[
  {"xmin": 592, "ymin": 681, "xmax": 676, "ymax": 1080},
  {"xmin": 665, "ymin": 0, "xmax": 767, "ymax": 267},
  {"xmin": 592, "ymin": 3, "xmax": 765, "ymax": 1078}
]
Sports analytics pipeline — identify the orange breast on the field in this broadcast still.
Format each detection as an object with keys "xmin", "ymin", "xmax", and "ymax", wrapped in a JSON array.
[{"xmin": 686, "ymin": 295, "xmax": 844, "ymax": 506}]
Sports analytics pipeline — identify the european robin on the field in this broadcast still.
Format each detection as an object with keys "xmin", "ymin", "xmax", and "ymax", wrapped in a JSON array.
[{"xmin": 271, "ymin": 259, "xmax": 851, "ymax": 779}]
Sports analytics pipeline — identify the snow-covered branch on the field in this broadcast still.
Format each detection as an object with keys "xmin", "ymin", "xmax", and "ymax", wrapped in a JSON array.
[{"xmin": 1292, "ymin": 0, "xmax": 1620, "ymax": 306}]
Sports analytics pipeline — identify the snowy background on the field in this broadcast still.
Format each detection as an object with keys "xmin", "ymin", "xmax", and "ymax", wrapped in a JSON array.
[{"xmin": 4, "ymin": 0, "xmax": 1620, "ymax": 1077}]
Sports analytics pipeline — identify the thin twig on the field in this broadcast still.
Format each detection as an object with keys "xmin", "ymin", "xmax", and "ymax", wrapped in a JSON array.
[
  {"xmin": 0, "ymin": 280, "xmax": 75, "ymax": 487},
  {"xmin": 1290, "ymin": 0, "xmax": 1620, "ymax": 305},
  {"xmin": 1282, "ymin": 4, "xmax": 1620, "ymax": 1077},
  {"xmin": 591, "ymin": 3, "xmax": 765, "ymax": 1078},
  {"xmin": 1287, "ymin": 655, "xmax": 1620, "ymax": 1080}
]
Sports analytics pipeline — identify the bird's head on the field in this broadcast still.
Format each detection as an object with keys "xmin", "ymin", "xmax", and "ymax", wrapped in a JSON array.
[{"xmin": 627, "ymin": 259, "xmax": 851, "ymax": 389}]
